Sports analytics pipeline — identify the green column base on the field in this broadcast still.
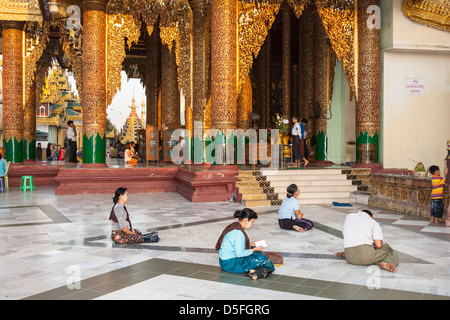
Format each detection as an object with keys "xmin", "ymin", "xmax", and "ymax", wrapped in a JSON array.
[
  {"xmin": 3, "ymin": 137, "xmax": 23, "ymax": 163},
  {"xmin": 316, "ymin": 130, "xmax": 327, "ymax": 162},
  {"xmin": 356, "ymin": 131, "xmax": 379, "ymax": 163},
  {"xmin": 83, "ymin": 132, "xmax": 105, "ymax": 165},
  {"xmin": 23, "ymin": 139, "xmax": 36, "ymax": 161}
]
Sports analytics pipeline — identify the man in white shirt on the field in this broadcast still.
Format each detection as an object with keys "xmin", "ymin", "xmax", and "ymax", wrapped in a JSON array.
[
  {"xmin": 335, "ymin": 210, "xmax": 399, "ymax": 273},
  {"xmin": 67, "ymin": 121, "xmax": 77, "ymax": 163}
]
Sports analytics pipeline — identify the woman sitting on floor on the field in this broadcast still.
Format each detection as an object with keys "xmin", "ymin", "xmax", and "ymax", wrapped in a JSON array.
[
  {"xmin": 278, "ymin": 184, "xmax": 314, "ymax": 232},
  {"xmin": 216, "ymin": 208, "xmax": 275, "ymax": 275},
  {"xmin": 124, "ymin": 143, "xmax": 138, "ymax": 165},
  {"xmin": 109, "ymin": 187, "xmax": 158, "ymax": 244}
]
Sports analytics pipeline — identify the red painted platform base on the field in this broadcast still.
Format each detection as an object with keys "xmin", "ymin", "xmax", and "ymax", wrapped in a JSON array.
[
  {"xmin": 55, "ymin": 167, "xmax": 179, "ymax": 195},
  {"xmin": 52, "ymin": 165, "xmax": 239, "ymax": 202},
  {"xmin": 8, "ymin": 163, "xmax": 63, "ymax": 187},
  {"xmin": 175, "ymin": 165, "xmax": 238, "ymax": 202}
]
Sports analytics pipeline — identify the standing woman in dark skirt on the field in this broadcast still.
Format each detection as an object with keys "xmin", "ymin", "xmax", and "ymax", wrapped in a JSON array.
[{"xmin": 290, "ymin": 116, "xmax": 309, "ymax": 168}]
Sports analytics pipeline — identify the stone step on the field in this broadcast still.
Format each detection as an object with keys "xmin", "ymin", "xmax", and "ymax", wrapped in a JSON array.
[
  {"xmin": 237, "ymin": 187, "xmax": 264, "ymax": 194},
  {"xmin": 237, "ymin": 171, "xmax": 260, "ymax": 177},
  {"xmin": 242, "ymin": 199, "xmax": 272, "ymax": 207},
  {"xmin": 298, "ymin": 197, "xmax": 356, "ymax": 205},
  {"xmin": 242, "ymin": 193, "xmax": 269, "ymax": 201},
  {"xmin": 237, "ymin": 176, "xmax": 258, "ymax": 181},
  {"xmin": 262, "ymin": 169, "xmax": 344, "ymax": 176},
  {"xmin": 278, "ymin": 191, "xmax": 356, "ymax": 200},
  {"xmin": 273, "ymin": 185, "xmax": 357, "ymax": 193},
  {"xmin": 236, "ymin": 181, "xmax": 261, "ymax": 188},
  {"xmin": 264, "ymin": 174, "xmax": 347, "ymax": 181},
  {"xmin": 267, "ymin": 179, "xmax": 352, "ymax": 187}
]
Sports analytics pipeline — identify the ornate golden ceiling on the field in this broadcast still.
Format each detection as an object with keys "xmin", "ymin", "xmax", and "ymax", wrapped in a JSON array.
[{"xmin": 0, "ymin": 0, "xmax": 448, "ymax": 109}]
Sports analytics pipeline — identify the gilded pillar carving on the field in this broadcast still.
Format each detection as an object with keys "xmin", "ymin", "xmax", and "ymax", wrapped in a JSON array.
[
  {"xmin": 161, "ymin": 40, "xmax": 181, "ymax": 127},
  {"xmin": 2, "ymin": 21, "xmax": 24, "ymax": 164},
  {"xmin": 237, "ymin": 75, "xmax": 253, "ymax": 130},
  {"xmin": 23, "ymin": 76, "xmax": 36, "ymax": 161},
  {"xmin": 282, "ymin": 7, "xmax": 292, "ymax": 122},
  {"xmin": 82, "ymin": 0, "xmax": 107, "ymax": 166},
  {"xmin": 211, "ymin": 0, "xmax": 237, "ymax": 131},
  {"xmin": 314, "ymin": 17, "xmax": 329, "ymax": 161},
  {"xmin": 264, "ymin": 33, "xmax": 272, "ymax": 130},
  {"xmin": 299, "ymin": 9, "xmax": 315, "ymax": 118},
  {"xmin": 356, "ymin": 0, "xmax": 380, "ymax": 164},
  {"xmin": 191, "ymin": 0, "xmax": 209, "ymax": 129},
  {"xmin": 298, "ymin": 8, "xmax": 316, "ymax": 137},
  {"xmin": 256, "ymin": 42, "xmax": 267, "ymax": 129},
  {"xmin": 146, "ymin": 23, "xmax": 161, "ymax": 128},
  {"xmin": 257, "ymin": 34, "xmax": 271, "ymax": 129}
]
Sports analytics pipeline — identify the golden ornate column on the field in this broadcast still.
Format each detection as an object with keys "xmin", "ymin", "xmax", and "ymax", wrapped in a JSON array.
[
  {"xmin": 23, "ymin": 76, "xmax": 37, "ymax": 162},
  {"xmin": 211, "ymin": 0, "xmax": 237, "ymax": 131},
  {"xmin": 2, "ymin": 21, "xmax": 24, "ymax": 164},
  {"xmin": 256, "ymin": 35, "xmax": 271, "ymax": 129},
  {"xmin": 256, "ymin": 42, "xmax": 267, "ymax": 129},
  {"xmin": 191, "ymin": 0, "xmax": 209, "ymax": 128},
  {"xmin": 314, "ymin": 16, "xmax": 329, "ymax": 162},
  {"xmin": 298, "ymin": 8, "xmax": 315, "ymax": 121},
  {"xmin": 161, "ymin": 40, "xmax": 181, "ymax": 127},
  {"xmin": 356, "ymin": 0, "xmax": 381, "ymax": 164},
  {"xmin": 237, "ymin": 75, "xmax": 253, "ymax": 130},
  {"xmin": 82, "ymin": 0, "xmax": 107, "ymax": 166},
  {"xmin": 146, "ymin": 24, "xmax": 161, "ymax": 128},
  {"xmin": 264, "ymin": 34, "xmax": 272, "ymax": 129},
  {"xmin": 282, "ymin": 6, "xmax": 292, "ymax": 121}
]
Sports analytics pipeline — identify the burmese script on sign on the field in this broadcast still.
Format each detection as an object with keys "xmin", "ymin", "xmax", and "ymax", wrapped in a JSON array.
[{"xmin": 405, "ymin": 78, "xmax": 425, "ymax": 95}]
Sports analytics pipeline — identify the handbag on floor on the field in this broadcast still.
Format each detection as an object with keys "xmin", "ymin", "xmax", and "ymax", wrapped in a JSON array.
[
  {"xmin": 263, "ymin": 251, "xmax": 283, "ymax": 266},
  {"xmin": 143, "ymin": 231, "xmax": 160, "ymax": 243}
]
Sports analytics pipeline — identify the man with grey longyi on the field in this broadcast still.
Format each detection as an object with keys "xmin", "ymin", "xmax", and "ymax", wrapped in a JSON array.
[{"xmin": 335, "ymin": 210, "xmax": 399, "ymax": 273}]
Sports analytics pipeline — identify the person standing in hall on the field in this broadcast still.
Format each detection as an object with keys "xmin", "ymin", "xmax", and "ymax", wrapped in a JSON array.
[
  {"xmin": 46, "ymin": 143, "xmax": 53, "ymax": 161},
  {"xmin": 36, "ymin": 143, "xmax": 42, "ymax": 161},
  {"xmin": 290, "ymin": 116, "xmax": 309, "ymax": 168},
  {"xmin": 445, "ymin": 141, "xmax": 450, "ymax": 227},
  {"xmin": 67, "ymin": 120, "xmax": 77, "ymax": 163},
  {"xmin": 429, "ymin": 165, "xmax": 446, "ymax": 224}
]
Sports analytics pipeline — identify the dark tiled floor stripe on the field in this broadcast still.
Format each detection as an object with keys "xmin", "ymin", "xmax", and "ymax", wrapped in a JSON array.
[
  {"xmin": 317, "ymin": 204, "xmax": 450, "ymax": 242},
  {"xmin": 0, "ymin": 205, "xmax": 71, "ymax": 227},
  {"xmin": 22, "ymin": 258, "xmax": 449, "ymax": 300},
  {"xmin": 54, "ymin": 210, "xmax": 432, "ymax": 264}
]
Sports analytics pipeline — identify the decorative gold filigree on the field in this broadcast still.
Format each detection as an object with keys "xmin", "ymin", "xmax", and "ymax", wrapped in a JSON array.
[
  {"xmin": 316, "ymin": 0, "xmax": 357, "ymax": 100},
  {"xmin": 286, "ymin": 0, "xmax": 311, "ymax": 18},
  {"xmin": 238, "ymin": 0, "xmax": 282, "ymax": 94},
  {"xmin": 106, "ymin": 8, "xmax": 141, "ymax": 106},
  {"xmin": 24, "ymin": 21, "xmax": 51, "ymax": 143},
  {"xmin": 0, "ymin": 0, "xmax": 43, "ymax": 22},
  {"xmin": 403, "ymin": 0, "xmax": 450, "ymax": 32},
  {"xmin": 105, "ymin": 0, "xmax": 191, "ymax": 108}
]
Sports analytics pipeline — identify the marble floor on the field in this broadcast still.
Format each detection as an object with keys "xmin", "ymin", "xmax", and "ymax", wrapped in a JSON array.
[{"xmin": 0, "ymin": 185, "xmax": 449, "ymax": 302}]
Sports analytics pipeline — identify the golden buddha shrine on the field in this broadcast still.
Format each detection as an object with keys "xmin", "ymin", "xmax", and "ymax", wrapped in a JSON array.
[{"xmin": 0, "ymin": 0, "xmax": 448, "ymax": 209}]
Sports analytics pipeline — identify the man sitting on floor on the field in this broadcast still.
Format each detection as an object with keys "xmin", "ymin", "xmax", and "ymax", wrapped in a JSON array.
[{"xmin": 335, "ymin": 209, "xmax": 399, "ymax": 273}]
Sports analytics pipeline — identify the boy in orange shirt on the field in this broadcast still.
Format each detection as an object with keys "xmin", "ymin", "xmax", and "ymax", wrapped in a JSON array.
[{"xmin": 429, "ymin": 165, "xmax": 446, "ymax": 223}]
